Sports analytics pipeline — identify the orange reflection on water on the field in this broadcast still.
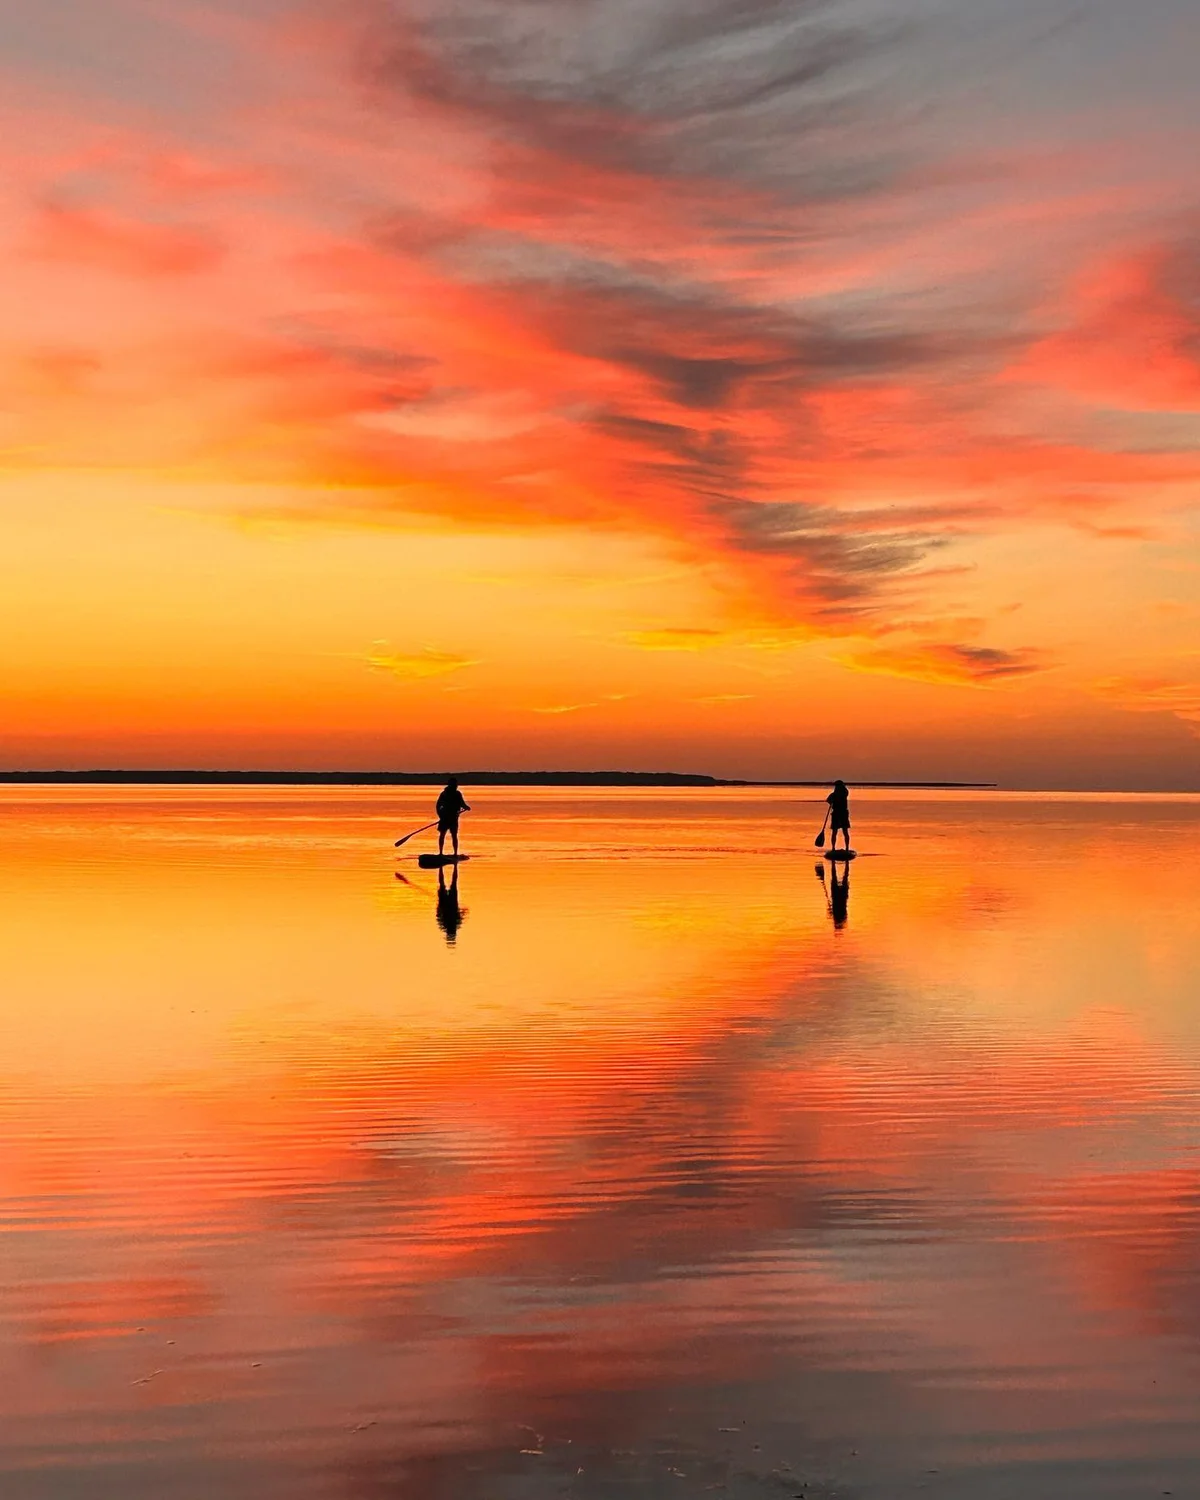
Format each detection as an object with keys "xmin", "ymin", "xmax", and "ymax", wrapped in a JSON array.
[{"xmin": 0, "ymin": 788, "xmax": 1199, "ymax": 1499}]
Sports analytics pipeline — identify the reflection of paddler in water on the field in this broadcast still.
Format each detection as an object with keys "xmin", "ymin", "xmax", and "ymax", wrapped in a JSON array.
[
  {"xmin": 816, "ymin": 860, "xmax": 851, "ymax": 929},
  {"xmin": 436, "ymin": 865, "xmax": 467, "ymax": 946}
]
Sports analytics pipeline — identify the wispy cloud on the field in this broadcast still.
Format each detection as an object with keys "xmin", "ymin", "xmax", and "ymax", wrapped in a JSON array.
[
  {"xmin": 1013, "ymin": 239, "xmax": 1200, "ymax": 415},
  {"xmin": 29, "ymin": 200, "xmax": 224, "ymax": 277},
  {"xmin": 624, "ymin": 627, "xmax": 728, "ymax": 651},
  {"xmin": 845, "ymin": 642, "xmax": 1048, "ymax": 687},
  {"xmin": 1093, "ymin": 672, "xmax": 1200, "ymax": 732},
  {"xmin": 623, "ymin": 624, "xmax": 808, "ymax": 651},
  {"xmin": 529, "ymin": 693, "xmax": 631, "ymax": 715},
  {"xmin": 0, "ymin": 0, "xmax": 1197, "ymax": 721},
  {"xmin": 365, "ymin": 646, "xmax": 479, "ymax": 680}
]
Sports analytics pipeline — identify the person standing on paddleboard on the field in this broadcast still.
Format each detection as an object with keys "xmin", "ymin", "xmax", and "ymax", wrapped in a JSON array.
[
  {"xmin": 435, "ymin": 778, "xmax": 470, "ymax": 859},
  {"xmin": 827, "ymin": 779, "xmax": 851, "ymax": 853}
]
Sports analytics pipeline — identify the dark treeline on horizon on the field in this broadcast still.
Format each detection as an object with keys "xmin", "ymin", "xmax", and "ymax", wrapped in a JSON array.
[{"xmin": 0, "ymin": 770, "xmax": 997, "ymax": 789}]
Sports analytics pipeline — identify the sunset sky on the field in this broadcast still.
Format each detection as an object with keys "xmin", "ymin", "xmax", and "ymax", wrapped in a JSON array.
[{"xmin": 1, "ymin": 0, "xmax": 1197, "ymax": 787}]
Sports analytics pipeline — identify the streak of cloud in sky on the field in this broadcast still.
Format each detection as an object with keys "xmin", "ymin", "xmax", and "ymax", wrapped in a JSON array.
[{"xmin": 0, "ymin": 0, "xmax": 1197, "ymax": 785}]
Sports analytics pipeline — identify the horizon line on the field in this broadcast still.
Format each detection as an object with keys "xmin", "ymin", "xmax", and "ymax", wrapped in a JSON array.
[
  {"xmin": 1, "ymin": 770, "xmax": 1196, "ymax": 793},
  {"xmin": 0, "ymin": 767, "xmax": 1044, "ymax": 792}
]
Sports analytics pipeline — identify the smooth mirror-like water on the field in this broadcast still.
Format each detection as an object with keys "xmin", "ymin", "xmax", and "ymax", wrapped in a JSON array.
[{"xmin": 1, "ymin": 787, "xmax": 1199, "ymax": 1499}]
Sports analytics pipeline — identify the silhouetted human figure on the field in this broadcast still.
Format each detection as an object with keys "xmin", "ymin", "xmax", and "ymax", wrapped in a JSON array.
[
  {"xmin": 826, "ymin": 779, "xmax": 851, "ymax": 852},
  {"xmin": 435, "ymin": 777, "xmax": 471, "ymax": 858},
  {"xmin": 436, "ymin": 865, "xmax": 466, "ymax": 946},
  {"xmin": 816, "ymin": 862, "xmax": 851, "ymax": 930}
]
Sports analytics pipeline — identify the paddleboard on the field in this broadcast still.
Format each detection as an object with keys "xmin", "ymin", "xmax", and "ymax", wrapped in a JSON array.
[
  {"xmin": 824, "ymin": 849, "xmax": 857, "ymax": 861},
  {"xmin": 417, "ymin": 854, "xmax": 470, "ymax": 869}
]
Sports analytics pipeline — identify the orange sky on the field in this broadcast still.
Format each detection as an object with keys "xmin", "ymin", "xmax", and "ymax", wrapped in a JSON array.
[{"xmin": 0, "ymin": 0, "xmax": 1197, "ymax": 786}]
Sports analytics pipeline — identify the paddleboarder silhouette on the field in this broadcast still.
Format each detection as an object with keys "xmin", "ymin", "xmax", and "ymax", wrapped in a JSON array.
[
  {"xmin": 826, "ymin": 779, "xmax": 851, "ymax": 853},
  {"xmin": 435, "ymin": 778, "xmax": 471, "ymax": 859},
  {"xmin": 436, "ymin": 865, "xmax": 467, "ymax": 946}
]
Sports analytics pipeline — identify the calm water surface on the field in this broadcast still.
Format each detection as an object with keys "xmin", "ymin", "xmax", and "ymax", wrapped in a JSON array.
[{"xmin": 1, "ymin": 787, "xmax": 1199, "ymax": 1499}]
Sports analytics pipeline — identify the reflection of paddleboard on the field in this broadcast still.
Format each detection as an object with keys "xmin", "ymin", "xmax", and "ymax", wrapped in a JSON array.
[
  {"xmin": 417, "ymin": 854, "xmax": 470, "ymax": 869},
  {"xmin": 824, "ymin": 849, "xmax": 857, "ymax": 861}
]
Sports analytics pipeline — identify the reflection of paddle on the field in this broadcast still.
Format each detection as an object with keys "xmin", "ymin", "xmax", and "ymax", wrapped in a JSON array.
[
  {"xmin": 395, "ymin": 820, "xmax": 438, "ymax": 849},
  {"xmin": 815, "ymin": 807, "xmax": 830, "ymax": 848}
]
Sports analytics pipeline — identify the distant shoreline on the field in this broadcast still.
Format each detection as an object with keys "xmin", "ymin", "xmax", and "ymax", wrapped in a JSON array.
[{"xmin": 0, "ymin": 769, "xmax": 998, "ymax": 789}]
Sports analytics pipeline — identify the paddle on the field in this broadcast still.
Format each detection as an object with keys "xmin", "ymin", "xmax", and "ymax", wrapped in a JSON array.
[
  {"xmin": 395, "ymin": 820, "xmax": 439, "ymax": 849},
  {"xmin": 814, "ymin": 807, "xmax": 830, "ymax": 849}
]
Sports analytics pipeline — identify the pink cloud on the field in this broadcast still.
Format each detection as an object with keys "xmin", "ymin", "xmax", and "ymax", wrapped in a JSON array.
[
  {"xmin": 29, "ymin": 201, "xmax": 224, "ymax": 277},
  {"xmin": 0, "ymin": 0, "xmax": 1196, "ymax": 672},
  {"xmin": 1014, "ymin": 241, "xmax": 1200, "ymax": 413}
]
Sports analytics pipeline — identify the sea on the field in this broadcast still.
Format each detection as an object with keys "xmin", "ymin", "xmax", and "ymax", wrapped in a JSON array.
[{"xmin": 1, "ymin": 785, "xmax": 1198, "ymax": 1499}]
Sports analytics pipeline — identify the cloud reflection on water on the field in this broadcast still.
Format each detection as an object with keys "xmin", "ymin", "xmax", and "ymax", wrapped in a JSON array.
[{"xmin": 0, "ymin": 789, "xmax": 1199, "ymax": 1497}]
